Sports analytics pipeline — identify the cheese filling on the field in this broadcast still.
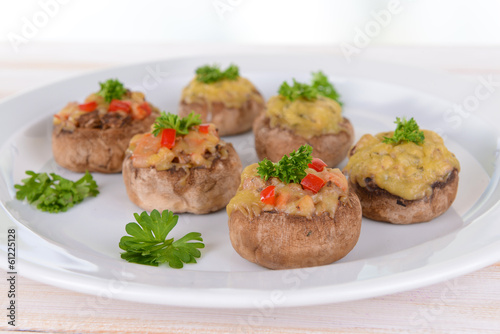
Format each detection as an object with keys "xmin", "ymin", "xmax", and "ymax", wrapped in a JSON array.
[
  {"xmin": 227, "ymin": 164, "xmax": 349, "ymax": 219},
  {"xmin": 53, "ymin": 91, "xmax": 153, "ymax": 132},
  {"xmin": 266, "ymin": 95, "xmax": 344, "ymax": 139},
  {"xmin": 181, "ymin": 76, "xmax": 264, "ymax": 109},
  {"xmin": 128, "ymin": 124, "xmax": 228, "ymax": 171},
  {"xmin": 344, "ymin": 130, "xmax": 460, "ymax": 200}
]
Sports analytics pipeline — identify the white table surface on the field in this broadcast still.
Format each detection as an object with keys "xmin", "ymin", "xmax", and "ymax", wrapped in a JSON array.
[{"xmin": 0, "ymin": 44, "xmax": 499, "ymax": 333}]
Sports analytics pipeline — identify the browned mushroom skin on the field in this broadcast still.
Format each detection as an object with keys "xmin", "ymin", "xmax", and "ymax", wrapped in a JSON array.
[
  {"xmin": 228, "ymin": 189, "xmax": 362, "ymax": 270},
  {"xmin": 179, "ymin": 95, "xmax": 265, "ymax": 136},
  {"xmin": 122, "ymin": 143, "xmax": 242, "ymax": 214},
  {"xmin": 52, "ymin": 111, "xmax": 159, "ymax": 173},
  {"xmin": 350, "ymin": 169, "xmax": 459, "ymax": 224},
  {"xmin": 253, "ymin": 113, "xmax": 354, "ymax": 167}
]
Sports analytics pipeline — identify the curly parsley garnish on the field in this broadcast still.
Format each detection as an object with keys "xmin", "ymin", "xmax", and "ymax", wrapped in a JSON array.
[
  {"xmin": 278, "ymin": 80, "xmax": 318, "ymax": 101},
  {"xmin": 257, "ymin": 145, "xmax": 313, "ymax": 184},
  {"xmin": 15, "ymin": 171, "xmax": 99, "ymax": 213},
  {"xmin": 195, "ymin": 64, "xmax": 240, "ymax": 84},
  {"xmin": 152, "ymin": 112, "xmax": 202, "ymax": 137},
  {"xmin": 311, "ymin": 71, "xmax": 343, "ymax": 105},
  {"xmin": 278, "ymin": 71, "xmax": 343, "ymax": 104},
  {"xmin": 119, "ymin": 209, "xmax": 205, "ymax": 268},
  {"xmin": 98, "ymin": 79, "xmax": 127, "ymax": 103},
  {"xmin": 383, "ymin": 117, "xmax": 425, "ymax": 145}
]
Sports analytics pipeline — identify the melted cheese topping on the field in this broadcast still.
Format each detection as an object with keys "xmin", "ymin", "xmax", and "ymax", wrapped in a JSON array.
[
  {"xmin": 128, "ymin": 124, "xmax": 228, "ymax": 171},
  {"xmin": 344, "ymin": 130, "xmax": 460, "ymax": 200},
  {"xmin": 226, "ymin": 164, "xmax": 349, "ymax": 219},
  {"xmin": 53, "ymin": 91, "xmax": 152, "ymax": 131},
  {"xmin": 181, "ymin": 76, "xmax": 264, "ymax": 109},
  {"xmin": 266, "ymin": 95, "xmax": 343, "ymax": 139}
]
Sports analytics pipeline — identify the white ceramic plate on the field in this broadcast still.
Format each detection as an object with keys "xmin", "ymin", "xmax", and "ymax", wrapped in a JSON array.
[{"xmin": 1, "ymin": 54, "xmax": 500, "ymax": 308}]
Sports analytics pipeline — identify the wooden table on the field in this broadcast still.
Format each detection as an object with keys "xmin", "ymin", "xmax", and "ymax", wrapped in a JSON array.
[{"xmin": 1, "ymin": 44, "xmax": 499, "ymax": 333}]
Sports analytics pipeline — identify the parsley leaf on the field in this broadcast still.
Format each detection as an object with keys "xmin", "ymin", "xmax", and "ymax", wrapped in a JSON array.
[
  {"xmin": 256, "ymin": 159, "xmax": 275, "ymax": 181},
  {"xmin": 195, "ymin": 64, "xmax": 240, "ymax": 84},
  {"xmin": 152, "ymin": 112, "xmax": 202, "ymax": 137},
  {"xmin": 383, "ymin": 117, "xmax": 425, "ymax": 145},
  {"xmin": 257, "ymin": 145, "xmax": 313, "ymax": 184},
  {"xmin": 278, "ymin": 72, "xmax": 342, "ymax": 104},
  {"xmin": 119, "ymin": 209, "xmax": 205, "ymax": 268},
  {"xmin": 98, "ymin": 79, "xmax": 127, "ymax": 103},
  {"xmin": 15, "ymin": 171, "xmax": 99, "ymax": 213},
  {"xmin": 311, "ymin": 71, "xmax": 343, "ymax": 106},
  {"xmin": 278, "ymin": 79, "xmax": 318, "ymax": 101}
]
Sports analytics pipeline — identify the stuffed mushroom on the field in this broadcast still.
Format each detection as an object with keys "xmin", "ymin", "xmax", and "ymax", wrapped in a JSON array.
[
  {"xmin": 227, "ymin": 145, "xmax": 362, "ymax": 270},
  {"xmin": 52, "ymin": 79, "xmax": 160, "ymax": 173},
  {"xmin": 179, "ymin": 64, "xmax": 265, "ymax": 136},
  {"xmin": 122, "ymin": 112, "xmax": 242, "ymax": 214},
  {"xmin": 343, "ymin": 117, "xmax": 460, "ymax": 224},
  {"xmin": 254, "ymin": 72, "xmax": 354, "ymax": 167}
]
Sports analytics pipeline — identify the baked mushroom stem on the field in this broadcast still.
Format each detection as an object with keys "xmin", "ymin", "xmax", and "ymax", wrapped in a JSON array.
[
  {"xmin": 227, "ymin": 145, "xmax": 362, "ymax": 270},
  {"xmin": 344, "ymin": 117, "xmax": 460, "ymax": 224},
  {"xmin": 254, "ymin": 72, "xmax": 354, "ymax": 167},
  {"xmin": 123, "ymin": 112, "xmax": 242, "ymax": 214}
]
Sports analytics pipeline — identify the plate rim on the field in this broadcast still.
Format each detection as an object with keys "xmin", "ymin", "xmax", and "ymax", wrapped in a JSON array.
[{"xmin": 1, "ymin": 53, "xmax": 500, "ymax": 308}]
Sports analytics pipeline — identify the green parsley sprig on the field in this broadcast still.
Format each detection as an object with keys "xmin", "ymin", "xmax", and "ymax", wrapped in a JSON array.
[
  {"xmin": 195, "ymin": 64, "xmax": 240, "ymax": 84},
  {"xmin": 257, "ymin": 145, "xmax": 313, "ymax": 184},
  {"xmin": 98, "ymin": 79, "xmax": 127, "ymax": 103},
  {"xmin": 15, "ymin": 171, "xmax": 99, "ymax": 213},
  {"xmin": 152, "ymin": 112, "xmax": 202, "ymax": 137},
  {"xmin": 311, "ymin": 71, "xmax": 343, "ymax": 106},
  {"xmin": 382, "ymin": 117, "xmax": 425, "ymax": 145},
  {"xmin": 119, "ymin": 209, "xmax": 205, "ymax": 268},
  {"xmin": 278, "ymin": 80, "xmax": 318, "ymax": 101},
  {"xmin": 278, "ymin": 71, "xmax": 343, "ymax": 104}
]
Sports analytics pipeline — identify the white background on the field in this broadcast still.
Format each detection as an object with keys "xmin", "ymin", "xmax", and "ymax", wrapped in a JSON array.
[{"xmin": 1, "ymin": 0, "xmax": 500, "ymax": 47}]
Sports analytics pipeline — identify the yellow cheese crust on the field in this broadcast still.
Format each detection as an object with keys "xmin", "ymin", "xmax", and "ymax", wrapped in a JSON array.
[
  {"xmin": 265, "ymin": 95, "xmax": 344, "ymax": 139},
  {"xmin": 181, "ymin": 76, "xmax": 264, "ymax": 109},
  {"xmin": 344, "ymin": 130, "xmax": 460, "ymax": 200},
  {"xmin": 227, "ymin": 164, "xmax": 348, "ymax": 219}
]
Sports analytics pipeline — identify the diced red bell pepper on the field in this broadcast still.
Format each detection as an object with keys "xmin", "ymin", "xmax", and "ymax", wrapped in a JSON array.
[
  {"xmin": 139, "ymin": 102, "xmax": 151, "ymax": 115},
  {"xmin": 308, "ymin": 158, "xmax": 327, "ymax": 172},
  {"xmin": 161, "ymin": 128, "xmax": 176, "ymax": 149},
  {"xmin": 260, "ymin": 185, "xmax": 276, "ymax": 205},
  {"xmin": 198, "ymin": 124, "xmax": 210, "ymax": 134},
  {"xmin": 78, "ymin": 101, "xmax": 97, "ymax": 112},
  {"xmin": 108, "ymin": 99, "xmax": 131, "ymax": 112},
  {"xmin": 132, "ymin": 102, "xmax": 152, "ymax": 120},
  {"xmin": 300, "ymin": 174, "xmax": 326, "ymax": 194}
]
